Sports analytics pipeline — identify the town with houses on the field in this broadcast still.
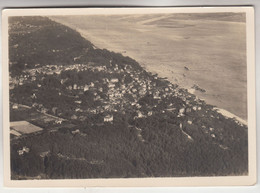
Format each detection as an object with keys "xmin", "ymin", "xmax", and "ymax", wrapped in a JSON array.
[
  {"xmin": 10, "ymin": 58, "xmax": 211, "ymax": 139},
  {"xmin": 8, "ymin": 16, "xmax": 248, "ymax": 179}
]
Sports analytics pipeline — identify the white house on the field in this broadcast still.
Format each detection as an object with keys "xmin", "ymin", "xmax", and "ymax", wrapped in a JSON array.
[
  {"xmin": 104, "ymin": 105, "xmax": 110, "ymax": 110},
  {"xmin": 72, "ymin": 129, "xmax": 80, "ymax": 134},
  {"xmin": 18, "ymin": 146, "xmax": 30, "ymax": 155},
  {"xmin": 148, "ymin": 111, "xmax": 153, "ymax": 116},
  {"xmin": 55, "ymin": 120, "xmax": 63, "ymax": 124},
  {"xmin": 18, "ymin": 149, "xmax": 24, "ymax": 155},
  {"xmin": 137, "ymin": 111, "xmax": 145, "ymax": 118},
  {"xmin": 192, "ymin": 106, "xmax": 198, "ymax": 111},
  {"xmin": 84, "ymin": 85, "xmax": 89, "ymax": 91},
  {"xmin": 108, "ymin": 83, "xmax": 115, "ymax": 88},
  {"xmin": 136, "ymin": 103, "xmax": 141, "ymax": 109},
  {"xmin": 31, "ymin": 93, "xmax": 37, "ymax": 99},
  {"xmin": 178, "ymin": 108, "xmax": 185, "ymax": 117},
  {"xmin": 153, "ymin": 94, "xmax": 161, "ymax": 100},
  {"xmin": 23, "ymin": 146, "xmax": 30, "ymax": 153},
  {"xmin": 75, "ymin": 108, "xmax": 83, "ymax": 112},
  {"xmin": 104, "ymin": 114, "xmax": 113, "ymax": 122},
  {"xmin": 90, "ymin": 109, "xmax": 97, "ymax": 114},
  {"xmin": 179, "ymin": 108, "xmax": 185, "ymax": 114},
  {"xmin": 98, "ymin": 87, "xmax": 103, "ymax": 92},
  {"xmin": 94, "ymin": 95, "xmax": 101, "ymax": 101},
  {"xmin": 71, "ymin": 115, "xmax": 78, "ymax": 120},
  {"xmin": 12, "ymin": 104, "xmax": 18, "ymax": 109},
  {"xmin": 132, "ymin": 88, "xmax": 137, "ymax": 93}
]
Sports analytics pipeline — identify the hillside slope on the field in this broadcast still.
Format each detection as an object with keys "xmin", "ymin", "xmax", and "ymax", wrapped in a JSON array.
[{"xmin": 9, "ymin": 16, "xmax": 248, "ymax": 179}]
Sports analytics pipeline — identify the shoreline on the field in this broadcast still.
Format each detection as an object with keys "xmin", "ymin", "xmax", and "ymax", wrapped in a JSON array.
[
  {"xmin": 49, "ymin": 16, "xmax": 248, "ymax": 126},
  {"xmin": 78, "ymin": 29, "xmax": 248, "ymax": 126},
  {"xmin": 213, "ymin": 107, "xmax": 247, "ymax": 126}
]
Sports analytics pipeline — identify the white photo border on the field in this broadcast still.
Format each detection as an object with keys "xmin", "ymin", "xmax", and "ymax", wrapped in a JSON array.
[{"xmin": 2, "ymin": 6, "xmax": 256, "ymax": 187}]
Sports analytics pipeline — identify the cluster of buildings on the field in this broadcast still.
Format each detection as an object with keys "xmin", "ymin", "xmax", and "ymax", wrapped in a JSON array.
[
  {"xmin": 10, "ymin": 62, "xmax": 109, "ymax": 89},
  {"xmin": 10, "ymin": 53, "xmax": 208, "ymax": 128}
]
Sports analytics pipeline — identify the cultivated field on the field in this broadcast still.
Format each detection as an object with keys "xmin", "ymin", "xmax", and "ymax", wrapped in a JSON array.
[{"xmin": 10, "ymin": 121, "xmax": 43, "ymax": 134}]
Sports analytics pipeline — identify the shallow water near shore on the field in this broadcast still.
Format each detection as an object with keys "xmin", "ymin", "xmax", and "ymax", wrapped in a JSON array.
[{"xmin": 50, "ymin": 13, "xmax": 247, "ymax": 120}]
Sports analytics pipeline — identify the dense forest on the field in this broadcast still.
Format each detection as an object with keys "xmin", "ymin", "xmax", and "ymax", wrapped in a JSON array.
[{"xmin": 9, "ymin": 16, "xmax": 248, "ymax": 179}]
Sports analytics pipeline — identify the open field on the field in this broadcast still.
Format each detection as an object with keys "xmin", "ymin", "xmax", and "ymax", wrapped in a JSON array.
[
  {"xmin": 10, "ymin": 104, "xmax": 75, "ymax": 137},
  {"xmin": 50, "ymin": 13, "xmax": 247, "ymax": 120},
  {"xmin": 10, "ymin": 121, "xmax": 43, "ymax": 134}
]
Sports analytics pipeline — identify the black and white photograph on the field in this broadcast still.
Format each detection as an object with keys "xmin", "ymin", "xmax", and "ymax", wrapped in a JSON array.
[{"xmin": 2, "ymin": 7, "xmax": 256, "ymax": 187}]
